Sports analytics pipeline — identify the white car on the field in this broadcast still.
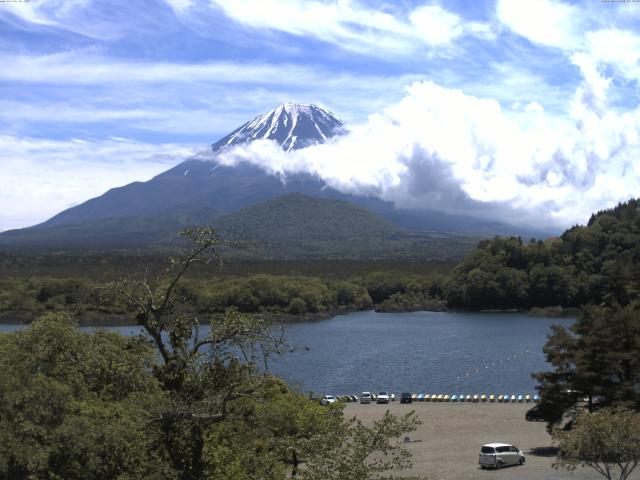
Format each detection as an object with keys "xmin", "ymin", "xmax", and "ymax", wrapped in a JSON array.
[
  {"xmin": 361, "ymin": 392, "xmax": 372, "ymax": 404},
  {"xmin": 479, "ymin": 443, "xmax": 525, "ymax": 469},
  {"xmin": 376, "ymin": 391, "xmax": 390, "ymax": 404},
  {"xmin": 320, "ymin": 395, "xmax": 337, "ymax": 406}
]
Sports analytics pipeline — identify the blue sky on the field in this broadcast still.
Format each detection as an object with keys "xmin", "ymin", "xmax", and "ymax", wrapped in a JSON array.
[{"xmin": 1, "ymin": 0, "xmax": 640, "ymax": 230}]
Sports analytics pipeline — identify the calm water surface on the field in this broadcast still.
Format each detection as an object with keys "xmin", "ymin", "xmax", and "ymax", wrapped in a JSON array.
[
  {"xmin": 269, "ymin": 310, "xmax": 572, "ymax": 396},
  {"xmin": 1, "ymin": 311, "xmax": 572, "ymax": 396}
]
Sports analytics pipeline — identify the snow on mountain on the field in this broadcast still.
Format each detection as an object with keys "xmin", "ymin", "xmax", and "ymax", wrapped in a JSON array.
[{"xmin": 211, "ymin": 103, "xmax": 344, "ymax": 152}]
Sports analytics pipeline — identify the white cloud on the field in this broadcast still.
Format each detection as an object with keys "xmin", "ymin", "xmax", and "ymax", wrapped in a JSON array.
[
  {"xmin": 179, "ymin": 0, "xmax": 495, "ymax": 57},
  {"xmin": 216, "ymin": 63, "xmax": 640, "ymax": 229},
  {"xmin": 524, "ymin": 101, "xmax": 544, "ymax": 113},
  {"xmin": 496, "ymin": 0, "xmax": 640, "ymax": 90},
  {"xmin": 570, "ymin": 52, "xmax": 611, "ymax": 115},
  {"xmin": 409, "ymin": 5, "xmax": 463, "ymax": 46},
  {"xmin": 0, "ymin": 52, "xmax": 318, "ymax": 85},
  {"xmin": 586, "ymin": 28, "xmax": 640, "ymax": 82},
  {"xmin": 0, "ymin": 51, "xmax": 432, "ymax": 133},
  {"xmin": 496, "ymin": 0, "xmax": 583, "ymax": 49},
  {"xmin": 0, "ymin": 136, "xmax": 202, "ymax": 230},
  {"xmin": 0, "ymin": 0, "xmax": 129, "ymax": 40}
]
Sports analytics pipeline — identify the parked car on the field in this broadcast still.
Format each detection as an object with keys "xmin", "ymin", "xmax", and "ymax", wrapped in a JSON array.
[
  {"xmin": 400, "ymin": 392, "xmax": 412, "ymax": 404},
  {"xmin": 361, "ymin": 392, "xmax": 372, "ymax": 404},
  {"xmin": 320, "ymin": 395, "xmax": 337, "ymax": 406},
  {"xmin": 478, "ymin": 443, "xmax": 525, "ymax": 469},
  {"xmin": 376, "ymin": 391, "xmax": 390, "ymax": 404}
]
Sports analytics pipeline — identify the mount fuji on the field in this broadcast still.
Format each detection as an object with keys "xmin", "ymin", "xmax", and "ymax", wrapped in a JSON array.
[
  {"xmin": 0, "ymin": 103, "xmax": 554, "ymax": 254},
  {"xmin": 212, "ymin": 103, "xmax": 344, "ymax": 152},
  {"xmin": 38, "ymin": 103, "xmax": 346, "ymax": 229}
]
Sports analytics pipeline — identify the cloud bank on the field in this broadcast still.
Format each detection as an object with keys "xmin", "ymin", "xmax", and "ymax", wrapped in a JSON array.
[{"xmin": 217, "ymin": 59, "xmax": 640, "ymax": 229}]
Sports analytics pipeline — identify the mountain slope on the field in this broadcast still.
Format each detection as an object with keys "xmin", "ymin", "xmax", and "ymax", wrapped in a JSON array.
[
  {"xmin": 0, "ymin": 102, "xmax": 556, "ymax": 253},
  {"xmin": 37, "ymin": 103, "xmax": 344, "ymax": 229},
  {"xmin": 217, "ymin": 192, "xmax": 399, "ymax": 242},
  {"xmin": 214, "ymin": 193, "xmax": 480, "ymax": 259},
  {"xmin": 0, "ymin": 193, "xmax": 481, "ymax": 259}
]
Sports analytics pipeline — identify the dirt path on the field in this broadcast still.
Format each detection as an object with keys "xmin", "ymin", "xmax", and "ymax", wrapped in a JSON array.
[{"xmin": 343, "ymin": 402, "xmax": 634, "ymax": 480}]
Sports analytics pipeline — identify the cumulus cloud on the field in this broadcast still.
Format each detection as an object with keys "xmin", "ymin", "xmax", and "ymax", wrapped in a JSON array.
[
  {"xmin": 0, "ymin": 136, "xmax": 201, "ymax": 230},
  {"xmin": 216, "ymin": 63, "xmax": 640, "ymax": 229},
  {"xmin": 497, "ymin": 0, "xmax": 640, "ymax": 87},
  {"xmin": 496, "ymin": 0, "xmax": 583, "ymax": 49}
]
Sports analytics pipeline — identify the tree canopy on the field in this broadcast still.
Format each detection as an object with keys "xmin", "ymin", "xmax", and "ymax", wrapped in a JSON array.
[
  {"xmin": 533, "ymin": 303, "xmax": 640, "ymax": 428},
  {"xmin": 0, "ymin": 312, "xmax": 166, "ymax": 480},
  {"xmin": 446, "ymin": 199, "xmax": 640, "ymax": 310}
]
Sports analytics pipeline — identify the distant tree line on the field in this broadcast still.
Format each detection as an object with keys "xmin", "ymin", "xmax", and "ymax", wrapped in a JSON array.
[
  {"xmin": 2, "ymin": 200, "xmax": 640, "ymax": 323},
  {"xmin": 0, "ymin": 270, "xmax": 449, "ymax": 323}
]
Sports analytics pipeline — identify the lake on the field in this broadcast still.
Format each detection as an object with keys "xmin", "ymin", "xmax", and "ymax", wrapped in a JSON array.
[
  {"xmin": 0, "ymin": 310, "xmax": 572, "ymax": 396},
  {"xmin": 269, "ymin": 310, "xmax": 571, "ymax": 396}
]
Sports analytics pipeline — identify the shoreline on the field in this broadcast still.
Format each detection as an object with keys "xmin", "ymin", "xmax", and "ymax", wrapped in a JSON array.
[{"xmin": 0, "ymin": 305, "xmax": 575, "ymax": 327}]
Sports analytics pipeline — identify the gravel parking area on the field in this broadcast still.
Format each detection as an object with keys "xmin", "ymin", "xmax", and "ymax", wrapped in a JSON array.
[{"xmin": 343, "ymin": 402, "xmax": 636, "ymax": 480}]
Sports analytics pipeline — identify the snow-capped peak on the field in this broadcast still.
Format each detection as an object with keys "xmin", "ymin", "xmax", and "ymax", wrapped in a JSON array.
[{"xmin": 211, "ymin": 103, "xmax": 344, "ymax": 152}]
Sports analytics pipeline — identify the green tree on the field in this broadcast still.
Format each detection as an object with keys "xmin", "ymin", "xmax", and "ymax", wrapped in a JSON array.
[
  {"xmin": 203, "ymin": 378, "xmax": 342, "ymax": 480},
  {"xmin": 0, "ymin": 313, "xmax": 167, "ymax": 480},
  {"xmin": 533, "ymin": 304, "xmax": 640, "ymax": 429},
  {"xmin": 554, "ymin": 409, "xmax": 640, "ymax": 480}
]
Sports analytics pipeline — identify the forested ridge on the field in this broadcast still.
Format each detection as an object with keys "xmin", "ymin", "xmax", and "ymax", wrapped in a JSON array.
[
  {"xmin": 445, "ymin": 199, "xmax": 640, "ymax": 310},
  {"xmin": 0, "ymin": 193, "xmax": 481, "ymax": 260}
]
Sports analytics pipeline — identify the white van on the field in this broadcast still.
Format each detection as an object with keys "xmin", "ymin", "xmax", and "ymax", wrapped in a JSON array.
[
  {"xmin": 360, "ymin": 392, "xmax": 372, "ymax": 404},
  {"xmin": 478, "ymin": 443, "xmax": 525, "ymax": 469}
]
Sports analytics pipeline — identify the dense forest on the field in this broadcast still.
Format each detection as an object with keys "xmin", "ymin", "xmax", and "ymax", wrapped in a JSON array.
[
  {"xmin": 446, "ymin": 199, "xmax": 640, "ymax": 310},
  {"xmin": 0, "ymin": 193, "xmax": 482, "ymax": 260},
  {"xmin": 0, "ymin": 270, "xmax": 447, "ymax": 324}
]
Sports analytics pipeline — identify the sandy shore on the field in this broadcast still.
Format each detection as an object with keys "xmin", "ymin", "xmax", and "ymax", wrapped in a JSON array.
[{"xmin": 343, "ymin": 402, "xmax": 632, "ymax": 480}]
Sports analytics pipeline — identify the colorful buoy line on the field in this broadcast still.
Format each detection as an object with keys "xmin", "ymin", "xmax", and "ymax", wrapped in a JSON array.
[{"xmin": 331, "ymin": 393, "xmax": 540, "ymax": 403}]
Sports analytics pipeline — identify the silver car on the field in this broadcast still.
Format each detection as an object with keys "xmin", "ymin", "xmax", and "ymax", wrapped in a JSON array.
[{"xmin": 478, "ymin": 443, "xmax": 525, "ymax": 469}]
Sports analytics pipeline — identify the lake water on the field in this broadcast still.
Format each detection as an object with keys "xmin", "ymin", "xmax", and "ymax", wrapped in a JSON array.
[
  {"xmin": 269, "ymin": 311, "xmax": 572, "ymax": 396},
  {"xmin": 0, "ymin": 310, "xmax": 572, "ymax": 396}
]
